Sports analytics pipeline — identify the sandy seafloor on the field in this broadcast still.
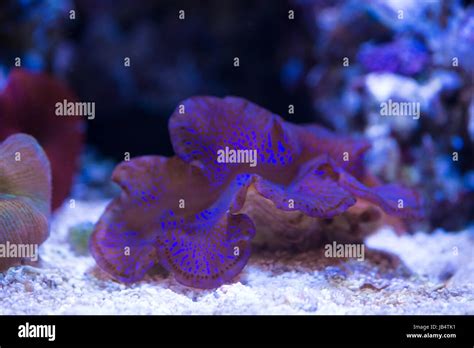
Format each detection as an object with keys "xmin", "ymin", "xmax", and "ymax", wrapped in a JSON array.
[{"xmin": 1, "ymin": 200, "xmax": 473, "ymax": 315}]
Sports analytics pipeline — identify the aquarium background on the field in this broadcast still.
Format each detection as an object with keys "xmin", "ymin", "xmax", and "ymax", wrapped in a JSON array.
[
  {"xmin": 1, "ymin": 0, "xmax": 472, "ymax": 229},
  {"xmin": 0, "ymin": 0, "xmax": 473, "ymax": 314}
]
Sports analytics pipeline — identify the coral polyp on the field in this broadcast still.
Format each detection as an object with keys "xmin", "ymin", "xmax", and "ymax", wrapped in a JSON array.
[{"xmin": 0, "ymin": 133, "xmax": 51, "ymax": 270}]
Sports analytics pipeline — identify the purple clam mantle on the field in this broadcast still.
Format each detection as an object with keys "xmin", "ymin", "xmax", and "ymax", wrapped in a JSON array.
[{"xmin": 90, "ymin": 96, "xmax": 423, "ymax": 289}]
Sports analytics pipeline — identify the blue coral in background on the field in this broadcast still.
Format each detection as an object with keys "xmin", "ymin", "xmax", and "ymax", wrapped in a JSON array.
[{"xmin": 295, "ymin": 0, "xmax": 474, "ymax": 230}]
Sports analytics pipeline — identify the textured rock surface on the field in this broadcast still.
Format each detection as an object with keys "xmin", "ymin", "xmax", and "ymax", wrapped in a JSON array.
[{"xmin": 0, "ymin": 200, "xmax": 472, "ymax": 315}]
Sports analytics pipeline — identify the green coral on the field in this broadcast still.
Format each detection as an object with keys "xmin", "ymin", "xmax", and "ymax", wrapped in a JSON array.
[{"xmin": 67, "ymin": 222, "xmax": 94, "ymax": 256}]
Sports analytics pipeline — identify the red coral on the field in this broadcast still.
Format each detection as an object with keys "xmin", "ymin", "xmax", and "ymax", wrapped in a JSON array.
[{"xmin": 0, "ymin": 69, "xmax": 84, "ymax": 209}]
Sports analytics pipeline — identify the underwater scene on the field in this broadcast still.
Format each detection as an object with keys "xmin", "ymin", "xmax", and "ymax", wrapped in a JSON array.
[{"xmin": 0, "ymin": 0, "xmax": 473, "ymax": 319}]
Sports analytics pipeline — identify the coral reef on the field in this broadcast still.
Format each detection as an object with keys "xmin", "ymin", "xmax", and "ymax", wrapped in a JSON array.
[
  {"xmin": 0, "ymin": 0, "xmax": 470, "ymax": 316},
  {"xmin": 295, "ymin": 0, "xmax": 474, "ymax": 230}
]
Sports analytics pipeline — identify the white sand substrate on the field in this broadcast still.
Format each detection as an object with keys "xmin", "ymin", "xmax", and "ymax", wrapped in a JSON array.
[{"xmin": 0, "ymin": 200, "xmax": 472, "ymax": 315}]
